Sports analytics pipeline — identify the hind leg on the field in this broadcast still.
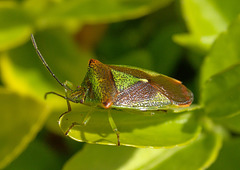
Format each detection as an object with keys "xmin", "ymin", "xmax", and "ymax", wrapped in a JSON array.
[{"xmin": 108, "ymin": 110, "xmax": 120, "ymax": 146}]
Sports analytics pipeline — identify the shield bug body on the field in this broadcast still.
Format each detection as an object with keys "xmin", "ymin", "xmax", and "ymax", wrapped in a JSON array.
[{"xmin": 31, "ymin": 34, "xmax": 193, "ymax": 146}]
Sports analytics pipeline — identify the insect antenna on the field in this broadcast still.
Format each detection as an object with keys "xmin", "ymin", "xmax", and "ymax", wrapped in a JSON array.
[{"xmin": 31, "ymin": 34, "xmax": 73, "ymax": 91}]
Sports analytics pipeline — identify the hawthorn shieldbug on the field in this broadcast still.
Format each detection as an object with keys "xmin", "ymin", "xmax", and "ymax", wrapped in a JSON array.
[{"xmin": 31, "ymin": 34, "xmax": 193, "ymax": 146}]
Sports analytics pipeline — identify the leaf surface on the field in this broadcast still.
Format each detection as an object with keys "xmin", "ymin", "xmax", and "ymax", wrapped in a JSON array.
[
  {"xmin": 43, "ymin": 0, "xmax": 173, "ymax": 24},
  {"xmin": 59, "ymin": 104, "xmax": 201, "ymax": 148},
  {"xmin": 175, "ymin": 0, "xmax": 240, "ymax": 51},
  {"xmin": 0, "ymin": 89, "xmax": 49, "ymax": 169},
  {"xmin": 63, "ymin": 132, "xmax": 221, "ymax": 170},
  {"xmin": 202, "ymin": 64, "xmax": 240, "ymax": 118},
  {"xmin": 0, "ymin": 5, "xmax": 32, "ymax": 51},
  {"xmin": 201, "ymin": 17, "xmax": 240, "ymax": 85}
]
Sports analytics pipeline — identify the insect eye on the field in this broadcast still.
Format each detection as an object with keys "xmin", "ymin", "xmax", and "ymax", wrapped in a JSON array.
[
  {"xmin": 89, "ymin": 59, "xmax": 98, "ymax": 68},
  {"xmin": 80, "ymin": 98, "xmax": 84, "ymax": 104}
]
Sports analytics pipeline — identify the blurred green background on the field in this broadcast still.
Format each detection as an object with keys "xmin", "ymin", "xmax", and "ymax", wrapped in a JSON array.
[{"xmin": 1, "ymin": 0, "xmax": 240, "ymax": 169}]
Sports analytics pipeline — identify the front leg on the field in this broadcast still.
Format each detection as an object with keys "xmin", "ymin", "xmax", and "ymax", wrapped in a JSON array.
[
  {"xmin": 64, "ymin": 109, "xmax": 93, "ymax": 136},
  {"xmin": 58, "ymin": 99, "xmax": 72, "ymax": 121}
]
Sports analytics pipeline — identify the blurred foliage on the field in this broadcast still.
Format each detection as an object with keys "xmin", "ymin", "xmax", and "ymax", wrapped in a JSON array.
[{"xmin": 0, "ymin": 0, "xmax": 240, "ymax": 169}]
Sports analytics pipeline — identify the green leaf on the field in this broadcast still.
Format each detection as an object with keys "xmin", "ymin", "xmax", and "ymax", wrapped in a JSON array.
[
  {"xmin": 59, "ymin": 104, "xmax": 201, "ymax": 148},
  {"xmin": 202, "ymin": 64, "xmax": 240, "ymax": 118},
  {"xmin": 173, "ymin": 34, "xmax": 214, "ymax": 53},
  {"xmin": 0, "ymin": 88, "xmax": 49, "ymax": 169},
  {"xmin": 63, "ymin": 132, "xmax": 222, "ymax": 170},
  {"xmin": 43, "ymin": 0, "xmax": 173, "ymax": 24},
  {"xmin": 0, "ymin": 4, "xmax": 33, "ymax": 51},
  {"xmin": 6, "ymin": 138, "xmax": 63, "ymax": 170},
  {"xmin": 175, "ymin": 0, "xmax": 240, "ymax": 51},
  {"xmin": 201, "ymin": 17, "xmax": 240, "ymax": 85},
  {"xmin": 148, "ymin": 133, "xmax": 222, "ymax": 170},
  {"xmin": 215, "ymin": 113, "xmax": 240, "ymax": 133},
  {"xmin": 64, "ymin": 144, "xmax": 136, "ymax": 170},
  {"xmin": 208, "ymin": 137, "xmax": 240, "ymax": 170}
]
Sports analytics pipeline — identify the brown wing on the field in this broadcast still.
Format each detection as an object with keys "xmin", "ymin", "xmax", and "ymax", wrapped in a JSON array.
[
  {"xmin": 109, "ymin": 65, "xmax": 193, "ymax": 106},
  {"xmin": 114, "ymin": 81, "xmax": 171, "ymax": 109},
  {"xmin": 149, "ymin": 75, "xmax": 193, "ymax": 106}
]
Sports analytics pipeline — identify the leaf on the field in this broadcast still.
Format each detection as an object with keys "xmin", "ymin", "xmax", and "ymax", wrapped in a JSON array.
[
  {"xmin": 202, "ymin": 64, "xmax": 240, "ymax": 118},
  {"xmin": 215, "ymin": 113, "xmax": 240, "ymax": 133},
  {"xmin": 175, "ymin": 0, "xmax": 240, "ymax": 51},
  {"xmin": 43, "ymin": 0, "xmax": 173, "ymax": 24},
  {"xmin": 148, "ymin": 133, "xmax": 222, "ymax": 170},
  {"xmin": 5, "ymin": 138, "xmax": 63, "ymax": 170},
  {"xmin": 64, "ymin": 144, "xmax": 136, "ymax": 170},
  {"xmin": 0, "ymin": 4, "xmax": 33, "ymax": 51},
  {"xmin": 0, "ymin": 88, "xmax": 49, "ymax": 169},
  {"xmin": 208, "ymin": 137, "xmax": 240, "ymax": 170},
  {"xmin": 201, "ymin": 17, "xmax": 240, "ymax": 85},
  {"xmin": 59, "ymin": 104, "xmax": 201, "ymax": 148},
  {"xmin": 63, "ymin": 132, "xmax": 222, "ymax": 170},
  {"xmin": 173, "ymin": 34, "xmax": 214, "ymax": 53}
]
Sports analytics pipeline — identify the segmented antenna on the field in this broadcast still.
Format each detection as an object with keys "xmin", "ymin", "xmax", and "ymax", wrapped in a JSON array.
[{"xmin": 31, "ymin": 34, "xmax": 72, "ymax": 91}]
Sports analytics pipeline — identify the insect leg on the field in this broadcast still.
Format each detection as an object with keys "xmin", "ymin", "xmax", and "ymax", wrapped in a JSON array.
[
  {"xmin": 45, "ymin": 91, "xmax": 66, "ymax": 100},
  {"xmin": 108, "ymin": 110, "xmax": 120, "ymax": 146},
  {"xmin": 58, "ymin": 99, "xmax": 72, "ymax": 120},
  {"xmin": 81, "ymin": 109, "xmax": 92, "ymax": 126},
  {"xmin": 58, "ymin": 99, "xmax": 76, "ymax": 136},
  {"xmin": 44, "ymin": 91, "xmax": 72, "ymax": 123},
  {"xmin": 64, "ymin": 122, "xmax": 80, "ymax": 136},
  {"xmin": 64, "ymin": 109, "xmax": 93, "ymax": 136}
]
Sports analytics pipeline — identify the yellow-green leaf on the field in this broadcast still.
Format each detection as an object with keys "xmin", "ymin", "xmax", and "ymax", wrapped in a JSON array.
[
  {"xmin": 201, "ymin": 17, "xmax": 240, "ymax": 86},
  {"xmin": 0, "ymin": 5, "xmax": 32, "ymax": 51},
  {"xmin": 59, "ymin": 104, "xmax": 201, "ymax": 148},
  {"xmin": 208, "ymin": 137, "xmax": 240, "ymax": 170},
  {"xmin": 175, "ymin": 0, "xmax": 240, "ymax": 51},
  {"xmin": 202, "ymin": 64, "xmax": 240, "ymax": 118},
  {"xmin": 43, "ymin": 0, "xmax": 173, "ymax": 24},
  {"xmin": 0, "ymin": 88, "xmax": 49, "ymax": 169},
  {"xmin": 63, "ymin": 132, "xmax": 222, "ymax": 170}
]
